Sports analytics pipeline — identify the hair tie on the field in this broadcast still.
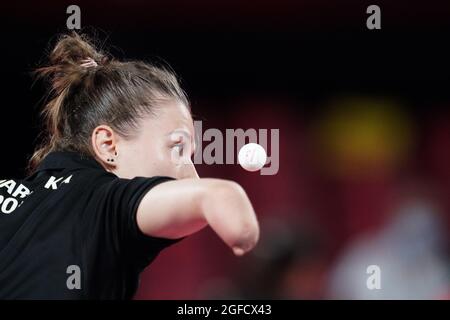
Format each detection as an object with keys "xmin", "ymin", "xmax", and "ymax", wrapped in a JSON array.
[{"xmin": 80, "ymin": 57, "xmax": 98, "ymax": 68}]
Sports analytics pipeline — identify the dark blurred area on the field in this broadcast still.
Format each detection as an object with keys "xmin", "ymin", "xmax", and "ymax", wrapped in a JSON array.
[{"xmin": 1, "ymin": 0, "xmax": 449, "ymax": 299}]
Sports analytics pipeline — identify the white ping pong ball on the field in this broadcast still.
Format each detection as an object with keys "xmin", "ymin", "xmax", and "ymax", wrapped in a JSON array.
[{"xmin": 238, "ymin": 143, "xmax": 267, "ymax": 172}]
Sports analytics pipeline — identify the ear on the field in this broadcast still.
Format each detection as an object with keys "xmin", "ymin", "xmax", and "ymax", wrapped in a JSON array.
[{"xmin": 91, "ymin": 125, "xmax": 118, "ymax": 168}]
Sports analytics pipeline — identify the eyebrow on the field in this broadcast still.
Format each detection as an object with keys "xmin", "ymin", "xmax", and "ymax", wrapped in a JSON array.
[{"xmin": 167, "ymin": 129, "xmax": 192, "ymax": 139}]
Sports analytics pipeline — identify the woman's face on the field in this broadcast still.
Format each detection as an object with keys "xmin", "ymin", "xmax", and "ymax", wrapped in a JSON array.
[{"xmin": 108, "ymin": 99, "xmax": 199, "ymax": 180}]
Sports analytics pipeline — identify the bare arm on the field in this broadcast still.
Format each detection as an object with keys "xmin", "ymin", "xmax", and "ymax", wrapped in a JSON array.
[{"xmin": 136, "ymin": 178, "xmax": 260, "ymax": 256}]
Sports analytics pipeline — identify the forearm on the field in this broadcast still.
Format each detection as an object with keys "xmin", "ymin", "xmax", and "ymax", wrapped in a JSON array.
[{"xmin": 200, "ymin": 180, "xmax": 260, "ymax": 256}]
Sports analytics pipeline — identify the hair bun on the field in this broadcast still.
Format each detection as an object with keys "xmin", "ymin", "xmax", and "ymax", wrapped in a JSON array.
[
  {"xmin": 36, "ymin": 32, "xmax": 107, "ymax": 94},
  {"xmin": 49, "ymin": 32, "xmax": 104, "ymax": 67}
]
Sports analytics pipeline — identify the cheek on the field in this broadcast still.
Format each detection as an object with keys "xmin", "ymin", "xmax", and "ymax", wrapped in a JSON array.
[
  {"xmin": 131, "ymin": 136, "xmax": 180, "ymax": 177},
  {"xmin": 148, "ymin": 143, "xmax": 179, "ymax": 175}
]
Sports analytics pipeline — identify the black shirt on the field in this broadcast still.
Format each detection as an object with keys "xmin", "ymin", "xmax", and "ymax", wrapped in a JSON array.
[{"xmin": 0, "ymin": 151, "xmax": 183, "ymax": 299}]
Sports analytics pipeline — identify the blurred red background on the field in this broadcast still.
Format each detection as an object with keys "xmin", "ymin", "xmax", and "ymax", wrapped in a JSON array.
[{"xmin": 1, "ymin": 0, "xmax": 449, "ymax": 299}]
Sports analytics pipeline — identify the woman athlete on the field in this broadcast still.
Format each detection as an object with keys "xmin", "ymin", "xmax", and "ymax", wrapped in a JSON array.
[{"xmin": 0, "ymin": 32, "xmax": 259, "ymax": 299}]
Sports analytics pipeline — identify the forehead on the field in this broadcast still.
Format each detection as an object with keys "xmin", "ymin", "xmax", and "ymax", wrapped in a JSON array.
[
  {"xmin": 162, "ymin": 99, "xmax": 192, "ymax": 122},
  {"xmin": 141, "ymin": 99, "xmax": 194, "ymax": 134}
]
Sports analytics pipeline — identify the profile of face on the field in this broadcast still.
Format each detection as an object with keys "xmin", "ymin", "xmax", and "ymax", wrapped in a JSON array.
[{"xmin": 92, "ymin": 99, "xmax": 199, "ymax": 180}]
